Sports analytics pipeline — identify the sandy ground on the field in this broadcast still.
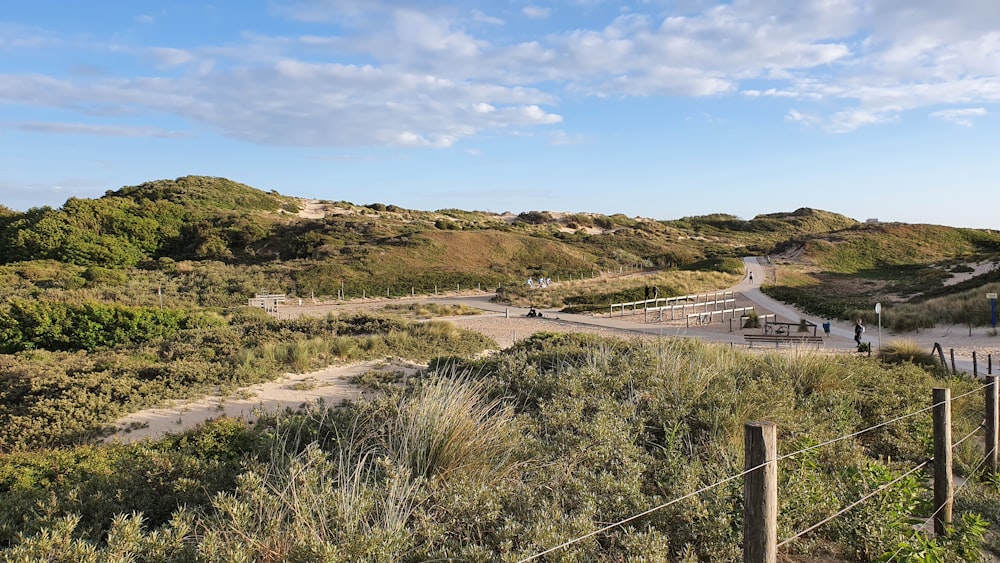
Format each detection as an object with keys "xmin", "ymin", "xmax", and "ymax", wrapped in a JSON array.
[
  {"xmin": 105, "ymin": 360, "xmax": 422, "ymax": 444},
  {"xmin": 105, "ymin": 258, "xmax": 1000, "ymax": 443}
]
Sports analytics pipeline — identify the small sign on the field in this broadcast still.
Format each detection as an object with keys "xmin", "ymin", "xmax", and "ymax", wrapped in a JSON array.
[
  {"xmin": 874, "ymin": 302, "xmax": 881, "ymax": 314},
  {"xmin": 988, "ymin": 293, "xmax": 998, "ymax": 299}
]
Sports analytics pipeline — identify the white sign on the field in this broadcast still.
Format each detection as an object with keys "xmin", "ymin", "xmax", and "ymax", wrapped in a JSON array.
[
  {"xmin": 988, "ymin": 293, "xmax": 998, "ymax": 300},
  {"xmin": 874, "ymin": 302, "xmax": 881, "ymax": 314}
]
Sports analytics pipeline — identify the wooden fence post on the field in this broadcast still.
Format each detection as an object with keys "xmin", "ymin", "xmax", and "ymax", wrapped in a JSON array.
[
  {"xmin": 950, "ymin": 349, "xmax": 957, "ymax": 374},
  {"xmin": 933, "ymin": 343, "xmax": 946, "ymax": 369},
  {"xmin": 988, "ymin": 376, "xmax": 999, "ymax": 475},
  {"xmin": 974, "ymin": 351, "xmax": 979, "ymax": 378},
  {"xmin": 744, "ymin": 421, "xmax": 777, "ymax": 563},
  {"xmin": 933, "ymin": 388, "xmax": 953, "ymax": 536}
]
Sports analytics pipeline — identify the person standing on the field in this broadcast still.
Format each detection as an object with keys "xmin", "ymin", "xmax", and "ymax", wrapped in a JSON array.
[
  {"xmin": 749, "ymin": 271, "xmax": 754, "ymax": 284},
  {"xmin": 854, "ymin": 318, "xmax": 865, "ymax": 345}
]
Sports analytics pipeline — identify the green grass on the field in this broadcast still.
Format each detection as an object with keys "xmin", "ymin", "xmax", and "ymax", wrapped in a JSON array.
[
  {"xmin": 378, "ymin": 302, "xmax": 482, "ymax": 319},
  {"xmin": 0, "ymin": 334, "xmax": 993, "ymax": 561}
]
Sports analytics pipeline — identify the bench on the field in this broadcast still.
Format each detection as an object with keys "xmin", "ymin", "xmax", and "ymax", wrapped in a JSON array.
[{"xmin": 744, "ymin": 334, "xmax": 825, "ymax": 348}]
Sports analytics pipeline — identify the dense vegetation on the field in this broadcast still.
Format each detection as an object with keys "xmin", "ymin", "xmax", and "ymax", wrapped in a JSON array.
[
  {"xmin": 1, "ymin": 334, "xmax": 995, "ymax": 560},
  {"xmin": 3, "ymin": 176, "xmax": 1000, "ymax": 560},
  {"xmin": 762, "ymin": 222, "xmax": 1000, "ymax": 325},
  {"xmin": 0, "ymin": 177, "xmax": 919, "ymax": 308},
  {"xmin": 0, "ymin": 306, "xmax": 493, "ymax": 451}
]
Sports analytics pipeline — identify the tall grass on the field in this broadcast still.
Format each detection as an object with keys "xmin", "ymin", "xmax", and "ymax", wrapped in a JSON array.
[
  {"xmin": 879, "ymin": 338, "xmax": 942, "ymax": 370},
  {"xmin": 191, "ymin": 370, "xmax": 521, "ymax": 560},
  {"xmin": 847, "ymin": 281, "xmax": 1000, "ymax": 332},
  {"xmin": 2, "ymin": 333, "xmax": 992, "ymax": 561},
  {"xmin": 383, "ymin": 369, "xmax": 521, "ymax": 482}
]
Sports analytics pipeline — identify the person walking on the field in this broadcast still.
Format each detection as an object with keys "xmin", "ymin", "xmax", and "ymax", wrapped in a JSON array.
[
  {"xmin": 854, "ymin": 318, "xmax": 865, "ymax": 346},
  {"xmin": 749, "ymin": 271, "xmax": 754, "ymax": 284}
]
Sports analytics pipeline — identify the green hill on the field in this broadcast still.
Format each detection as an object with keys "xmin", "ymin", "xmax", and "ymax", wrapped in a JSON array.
[{"xmin": 1, "ymin": 176, "xmax": 997, "ymax": 316}]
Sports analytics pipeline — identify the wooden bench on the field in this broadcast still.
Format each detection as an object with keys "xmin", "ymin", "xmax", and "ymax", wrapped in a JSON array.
[{"xmin": 744, "ymin": 334, "xmax": 825, "ymax": 348}]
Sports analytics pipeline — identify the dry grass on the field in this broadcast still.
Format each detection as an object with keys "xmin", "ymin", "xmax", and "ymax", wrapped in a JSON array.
[
  {"xmin": 878, "ymin": 338, "xmax": 941, "ymax": 370},
  {"xmin": 384, "ymin": 370, "xmax": 521, "ymax": 483}
]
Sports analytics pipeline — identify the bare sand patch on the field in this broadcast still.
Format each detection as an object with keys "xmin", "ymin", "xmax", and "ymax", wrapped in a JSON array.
[{"xmin": 104, "ymin": 360, "xmax": 421, "ymax": 444}]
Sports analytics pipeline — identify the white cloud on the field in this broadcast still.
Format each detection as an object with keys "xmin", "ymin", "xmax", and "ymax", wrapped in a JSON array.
[
  {"xmin": 148, "ymin": 47, "xmax": 195, "ymax": 67},
  {"xmin": 135, "ymin": 14, "xmax": 155, "ymax": 24},
  {"xmin": 930, "ymin": 107, "xmax": 987, "ymax": 126},
  {"xmin": 785, "ymin": 109, "xmax": 822, "ymax": 128},
  {"xmin": 548, "ymin": 130, "xmax": 589, "ymax": 145},
  {"xmin": 470, "ymin": 10, "xmax": 504, "ymax": 25},
  {"xmin": 825, "ymin": 109, "xmax": 899, "ymax": 134},
  {"xmin": 522, "ymin": 6, "xmax": 551, "ymax": 19},
  {"xmin": 6, "ymin": 0, "xmax": 1000, "ymax": 147},
  {"xmin": 3, "ymin": 121, "xmax": 186, "ymax": 138}
]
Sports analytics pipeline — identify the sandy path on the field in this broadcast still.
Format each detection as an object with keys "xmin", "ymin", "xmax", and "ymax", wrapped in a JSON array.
[
  {"xmin": 105, "ymin": 360, "xmax": 421, "ymax": 444},
  {"xmin": 107, "ymin": 258, "xmax": 1000, "ymax": 443}
]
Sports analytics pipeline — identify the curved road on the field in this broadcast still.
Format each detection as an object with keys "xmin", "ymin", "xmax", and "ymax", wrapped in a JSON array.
[
  {"xmin": 292, "ymin": 257, "xmax": 986, "ymax": 372},
  {"xmin": 426, "ymin": 257, "xmax": 862, "ymax": 351}
]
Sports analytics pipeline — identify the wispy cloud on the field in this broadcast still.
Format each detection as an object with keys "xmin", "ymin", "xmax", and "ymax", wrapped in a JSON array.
[
  {"xmin": 548, "ymin": 130, "xmax": 589, "ymax": 145},
  {"xmin": 3, "ymin": 0, "xmax": 1000, "ymax": 149},
  {"xmin": 3, "ymin": 121, "xmax": 187, "ymax": 138},
  {"xmin": 930, "ymin": 107, "xmax": 987, "ymax": 126},
  {"xmin": 522, "ymin": 6, "xmax": 551, "ymax": 19}
]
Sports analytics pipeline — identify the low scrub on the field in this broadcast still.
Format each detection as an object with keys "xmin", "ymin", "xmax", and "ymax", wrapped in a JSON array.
[
  {"xmin": 0, "ymin": 312, "xmax": 493, "ymax": 451},
  {"xmin": 0, "ymin": 334, "xmax": 992, "ymax": 561}
]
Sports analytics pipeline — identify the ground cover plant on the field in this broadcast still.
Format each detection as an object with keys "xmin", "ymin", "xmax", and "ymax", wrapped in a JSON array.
[
  {"xmin": 763, "ymin": 222, "xmax": 1000, "ymax": 329},
  {"xmin": 5, "ymin": 177, "xmax": 1000, "ymax": 560},
  {"xmin": 1, "ymin": 334, "xmax": 995, "ymax": 561},
  {"xmin": 0, "ymin": 307, "xmax": 494, "ymax": 451}
]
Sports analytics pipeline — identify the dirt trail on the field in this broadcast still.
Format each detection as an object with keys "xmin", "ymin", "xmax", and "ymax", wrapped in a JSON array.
[{"xmin": 107, "ymin": 257, "xmax": 1000, "ymax": 443}]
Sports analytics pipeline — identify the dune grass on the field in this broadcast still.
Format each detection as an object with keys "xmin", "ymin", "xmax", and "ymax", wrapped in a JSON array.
[{"xmin": 879, "ymin": 338, "xmax": 944, "ymax": 371}]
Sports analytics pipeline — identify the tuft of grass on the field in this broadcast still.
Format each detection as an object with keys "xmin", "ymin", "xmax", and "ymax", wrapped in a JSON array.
[
  {"xmin": 378, "ymin": 302, "xmax": 482, "ymax": 319},
  {"xmin": 384, "ymin": 369, "xmax": 521, "ymax": 483},
  {"xmin": 878, "ymin": 338, "xmax": 942, "ymax": 370}
]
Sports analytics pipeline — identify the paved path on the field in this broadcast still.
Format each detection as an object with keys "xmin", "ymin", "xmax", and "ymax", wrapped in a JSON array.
[
  {"xmin": 424, "ymin": 257, "xmax": 992, "ymax": 373},
  {"xmin": 424, "ymin": 258, "xmax": 859, "ymax": 352},
  {"xmin": 110, "ymin": 257, "xmax": 993, "ymax": 442}
]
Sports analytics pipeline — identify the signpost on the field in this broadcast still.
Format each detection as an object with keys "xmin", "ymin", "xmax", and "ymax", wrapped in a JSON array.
[
  {"xmin": 989, "ymin": 292, "xmax": 998, "ymax": 329},
  {"xmin": 875, "ymin": 302, "xmax": 882, "ymax": 352}
]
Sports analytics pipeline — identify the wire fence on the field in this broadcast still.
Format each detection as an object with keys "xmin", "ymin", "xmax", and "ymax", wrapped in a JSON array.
[{"xmin": 517, "ymin": 379, "xmax": 996, "ymax": 562}]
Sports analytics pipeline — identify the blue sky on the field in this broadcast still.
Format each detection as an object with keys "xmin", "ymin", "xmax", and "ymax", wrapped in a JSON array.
[{"xmin": 2, "ymin": 1, "xmax": 999, "ymax": 228}]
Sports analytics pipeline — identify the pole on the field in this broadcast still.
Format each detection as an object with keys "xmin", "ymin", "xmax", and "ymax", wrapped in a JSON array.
[
  {"xmin": 950, "ymin": 349, "xmax": 957, "ymax": 374},
  {"xmin": 744, "ymin": 421, "xmax": 777, "ymax": 563},
  {"xmin": 933, "ymin": 388, "xmax": 953, "ymax": 536},
  {"xmin": 987, "ymin": 376, "xmax": 998, "ymax": 474},
  {"xmin": 875, "ymin": 302, "xmax": 882, "ymax": 353}
]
